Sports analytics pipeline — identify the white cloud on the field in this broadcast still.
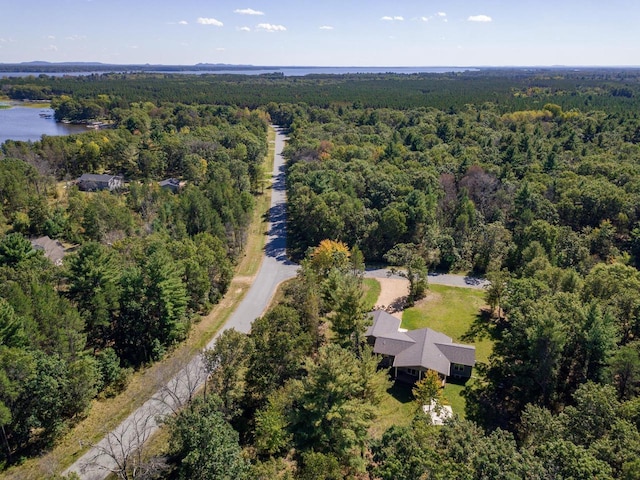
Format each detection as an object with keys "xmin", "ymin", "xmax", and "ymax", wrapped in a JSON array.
[
  {"xmin": 381, "ymin": 16, "xmax": 403, "ymax": 21},
  {"xmin": 468, "ymin": 14, "xmax": 492, "ymax": 22},
  {"xmin": 319, "ymin": 25, "xmax": 334, "ymax": 30},
  {"xmin": 44, "ymin": 44, "xmax": 58, "ymax": 52},
  {"xmin": 197, "ymin": 17, "xmax": 223, "ymax": 26},
  {"xmin": 420, "ymin": 16, "xmax": 429, "ymax": 22},
  {"xmin": 238, "ymin": 26, "xmax": 251, "ymax": 31},
  {"xmin": 47, "ymin": 35, "xmax": 56, "ymax": 40},
  {"xmin": 66, "ymin": 35, "xmax": 86, "ymax": 41},
  {"xmin": 216, "ymin": 47, "xmax": 225, "ymax": 51},
  {"xmin": 256, "ymin": 23, "xmax": 286, "ymax": 32},
  {"xmin": 179, "ymin": 20, "xmax": 188, "ymax": 25},
  {"xmin": 234, "ymin": 8, "xmax": 264, "ymax": 15},
  {"xmin": 437, "ymin": 12, "xmax": 447, "ymax": 17}
]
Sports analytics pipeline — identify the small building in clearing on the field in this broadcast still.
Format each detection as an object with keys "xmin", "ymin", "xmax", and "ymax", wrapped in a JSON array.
[
  {"xmin": 366, "ymin": 310, "xmax": 475, "ymax": 383},
  {"xmin": 158, "ymin": 178, "xmax": 183, "ymax": 193},
  {"xmin": 30, "ymin": 236, "xmax": 65, "ymax": 266},
  {"xmin": 77, "ymin": 173, "xmax": 124, "ymax": 192}
]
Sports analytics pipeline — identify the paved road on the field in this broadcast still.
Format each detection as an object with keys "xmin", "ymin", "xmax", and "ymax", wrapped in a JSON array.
[
  {"xmin": 365, "ymin": 268, "xmax": 489, "ymax": 290},
  {"xmin": 64, "ymin": 127, "xmax": 297, "ymax": 479}
]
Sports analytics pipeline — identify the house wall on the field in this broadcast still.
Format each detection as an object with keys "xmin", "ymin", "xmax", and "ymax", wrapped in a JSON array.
[
  {"xmin": 450, "ymin": 364, "xmax": 472, "ymax": 379},
  {"xmin": 109, "ymin": 177, "xmax": 124, "ymax": 190}
]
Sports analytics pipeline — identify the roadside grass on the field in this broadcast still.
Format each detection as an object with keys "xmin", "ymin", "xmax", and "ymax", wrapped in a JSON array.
[{"xmin": 3, "ymin": 128, "xmax": 276, "ymax": 480}]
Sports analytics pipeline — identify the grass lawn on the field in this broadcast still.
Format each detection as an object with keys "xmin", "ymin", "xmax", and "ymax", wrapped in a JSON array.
[
  {"xmin": 383, "ymin": 283, "xmax": 493, "ymax": 421},
  {"xmin": 370, "ymin": 381, "xmax": 417, "ymax": 439},
  {"xmin": 362, "ymin": 278, "xmax": 381, "ymax": 311},
  {"xmin": 401, "ymin": 284, "xmax": 492, "ymax": 364}
]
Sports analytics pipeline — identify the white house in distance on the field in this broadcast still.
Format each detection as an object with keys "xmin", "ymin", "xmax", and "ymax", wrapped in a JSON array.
[{"xmin": 366, "ymin": 310, "xmax": 475, "ymax": 383}]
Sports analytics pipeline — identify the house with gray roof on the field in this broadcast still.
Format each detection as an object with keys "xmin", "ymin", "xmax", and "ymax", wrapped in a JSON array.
[
  {"xmin": 30, "ymin": 236, "xmax": 65, "ymax": 266},
  {"xmin": 366, "ymin": 310, "xmax": 475, "ymax": 383},
  {"xmin": 158, "ymin": 178, "xmax": 184, "ymax": 193},
  {"xmin": 77, "ymin": 173, "xmax": 124, "ymax": 192}
]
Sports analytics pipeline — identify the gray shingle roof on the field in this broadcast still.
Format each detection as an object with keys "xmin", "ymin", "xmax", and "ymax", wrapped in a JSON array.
[
  {"xmin": 78, "ymin": 173, "xmax": 117, "ymax": 183},
  {"xmin": 30, "ymin": 236, "xmax": 65, "ymax": 265},
  {"xmin": 435, "ymin": 342, "xmax": 476, "ymax": 367},
  {"xmin": 366, "ymin": 310, "xmax": 475, "ymax": 376},
  {"xmin": 159, "ymin": 178, "xmax": 180, "ymax": 187}
]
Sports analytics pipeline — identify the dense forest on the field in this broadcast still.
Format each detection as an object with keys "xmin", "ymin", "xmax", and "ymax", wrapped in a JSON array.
[
  {"xmin": 0, "ymin": 98, "xmax": 268, "ymax": 467},
  {"xmin": 3, "ymin": 69, "xmax": 640, "ymax": 478}
]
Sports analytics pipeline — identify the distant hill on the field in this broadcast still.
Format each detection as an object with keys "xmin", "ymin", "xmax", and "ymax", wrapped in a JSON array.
[{"xmin": 0, "ymin": 62, "xmax": 274, "ymax": 73}]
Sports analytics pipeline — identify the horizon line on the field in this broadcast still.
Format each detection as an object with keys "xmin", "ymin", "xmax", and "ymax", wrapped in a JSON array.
[{"xmin": 2, "ymin": 62, "xmax": 640, "ymax": 69}]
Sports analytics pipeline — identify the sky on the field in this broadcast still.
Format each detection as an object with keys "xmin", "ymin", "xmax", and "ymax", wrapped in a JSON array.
[{"xmin": 1, "ymin": 0, "xmax": 639, "ymax": 67}]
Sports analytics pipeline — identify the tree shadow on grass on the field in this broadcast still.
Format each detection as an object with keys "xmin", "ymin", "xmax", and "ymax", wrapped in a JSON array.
[
  {"xmin": 461, "ymin": 307, "xmax": 501, "ymax": 343},
  {"xmin": 445, "ymin": 376, "xmax": 471, "ymax": 387},
  {"xmin": 387, "ymin": 380, "xmax": 414, "ymax": 404}
]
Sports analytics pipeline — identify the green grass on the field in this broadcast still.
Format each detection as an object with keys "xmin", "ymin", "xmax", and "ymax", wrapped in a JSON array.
[
  {"xmin": 371, "ymin": 381, "xmax": 417, "ymax": 439},
  {"xmin": 397, "ymin": 284, "xmax": 493, "ymax": 420},
  {"xmin": 401, "ymin": 284, "xmax": 492, "ymax": 364},
  {"xmin": 442, "ymin": 381, "xmax": 468, "ymax": 417},
  {"xmin": 362, "ymin": 278, "xmax": 381, "ymax": 311}
]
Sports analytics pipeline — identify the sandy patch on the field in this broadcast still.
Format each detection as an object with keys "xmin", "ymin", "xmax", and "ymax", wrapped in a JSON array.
[{"xmin": 373, "ymin": 277, "xmax": 409, "ymax": 319}]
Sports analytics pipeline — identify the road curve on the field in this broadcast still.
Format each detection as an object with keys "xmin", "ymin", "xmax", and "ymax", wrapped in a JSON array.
[
  {"xmin": 365, "ymin": 268, "xmax": 489, "ymax": 290},
  {"xmin": 64, "ymin": 127, "xmax": 297, "ymax": 479}
]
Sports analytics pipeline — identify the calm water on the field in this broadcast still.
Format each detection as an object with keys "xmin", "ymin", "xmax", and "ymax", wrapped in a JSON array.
[
  {"xmin": 0, "ymin": 105, "xmax": 86, "ymax": 144},
  {"xmin": 0, "ymin": 66, "xmax": 477, "ymax": 78}
]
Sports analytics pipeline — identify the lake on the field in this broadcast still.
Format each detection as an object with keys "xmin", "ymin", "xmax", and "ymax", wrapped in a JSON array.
[
  {"xmin": 0, "ymin": 66, "xmax": 478, "ymax": 78},
  {"xmin": 0, "ymin": 104, "xmax": 86, "ymax": 145}
]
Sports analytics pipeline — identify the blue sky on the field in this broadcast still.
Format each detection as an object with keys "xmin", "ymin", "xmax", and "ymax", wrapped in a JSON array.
[{"xmin": 1, "ymin": 0, "xmax": 639, "ymax": 66}]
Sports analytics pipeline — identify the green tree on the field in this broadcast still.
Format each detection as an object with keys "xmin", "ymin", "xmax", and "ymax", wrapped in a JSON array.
[
  {"xmin": 289, "ymin": 344, "xmax": 385, "ymax": 472},
  {"xmin": 537, "ymin": 439, "xmax": 613, "ymax": 480},
  {"xmin": 384, "ymin": 243, "xmax": 428, "ymax": 306},
  {"xmin": 330, "ymin": 274, "xmax": 369, "ymax": 354},
  {"xmin": 245, "ymin": 305, "xmax": 313, "ymax": 409},
  {"xmin": 202, "ymin": 329, "xmax": 249, "ymax": 420},
  {"xmin": 65, "ymin": 242, "xmax": 121, "ymax": 349},
  {"xmin": 0, "ymin": 233, "xmax": 35, "ymax": 266},
  {"xmin": 485, "ymin": 270, "xmax": 510, "ymax": 322},
  {"xmin": 168, "ymin": 397, "xmax": 249, "ymax": 480},
  {"xmin": 0, "ymin": 299, "xmax": 26, "ymax": 348},
  {"xmin": 371, "ymin": 423, "xmax": 435, "ymax": 480},
  {"xmin": 253, "ymin": 383, "xmax": 295, "ymax": 456},
  {"xmin": 609, "ymin": 341, "xmax": 640, "ymax": 400},
  {"xmin": 413, "ymin": 370, "xmax": 443, "ymax": 413},
  {"xmin": 562, "ymin": 382, "xmax": 620, "ymax": 447},
  {"xmin": 114, "ymin": 245, "xmax": 188, "ymax": 366}
]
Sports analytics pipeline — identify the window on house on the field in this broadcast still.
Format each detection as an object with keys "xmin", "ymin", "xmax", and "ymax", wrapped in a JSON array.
[{"xmin": 453, "ymin": 364, "xmax": 465, "ymax": 372}]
